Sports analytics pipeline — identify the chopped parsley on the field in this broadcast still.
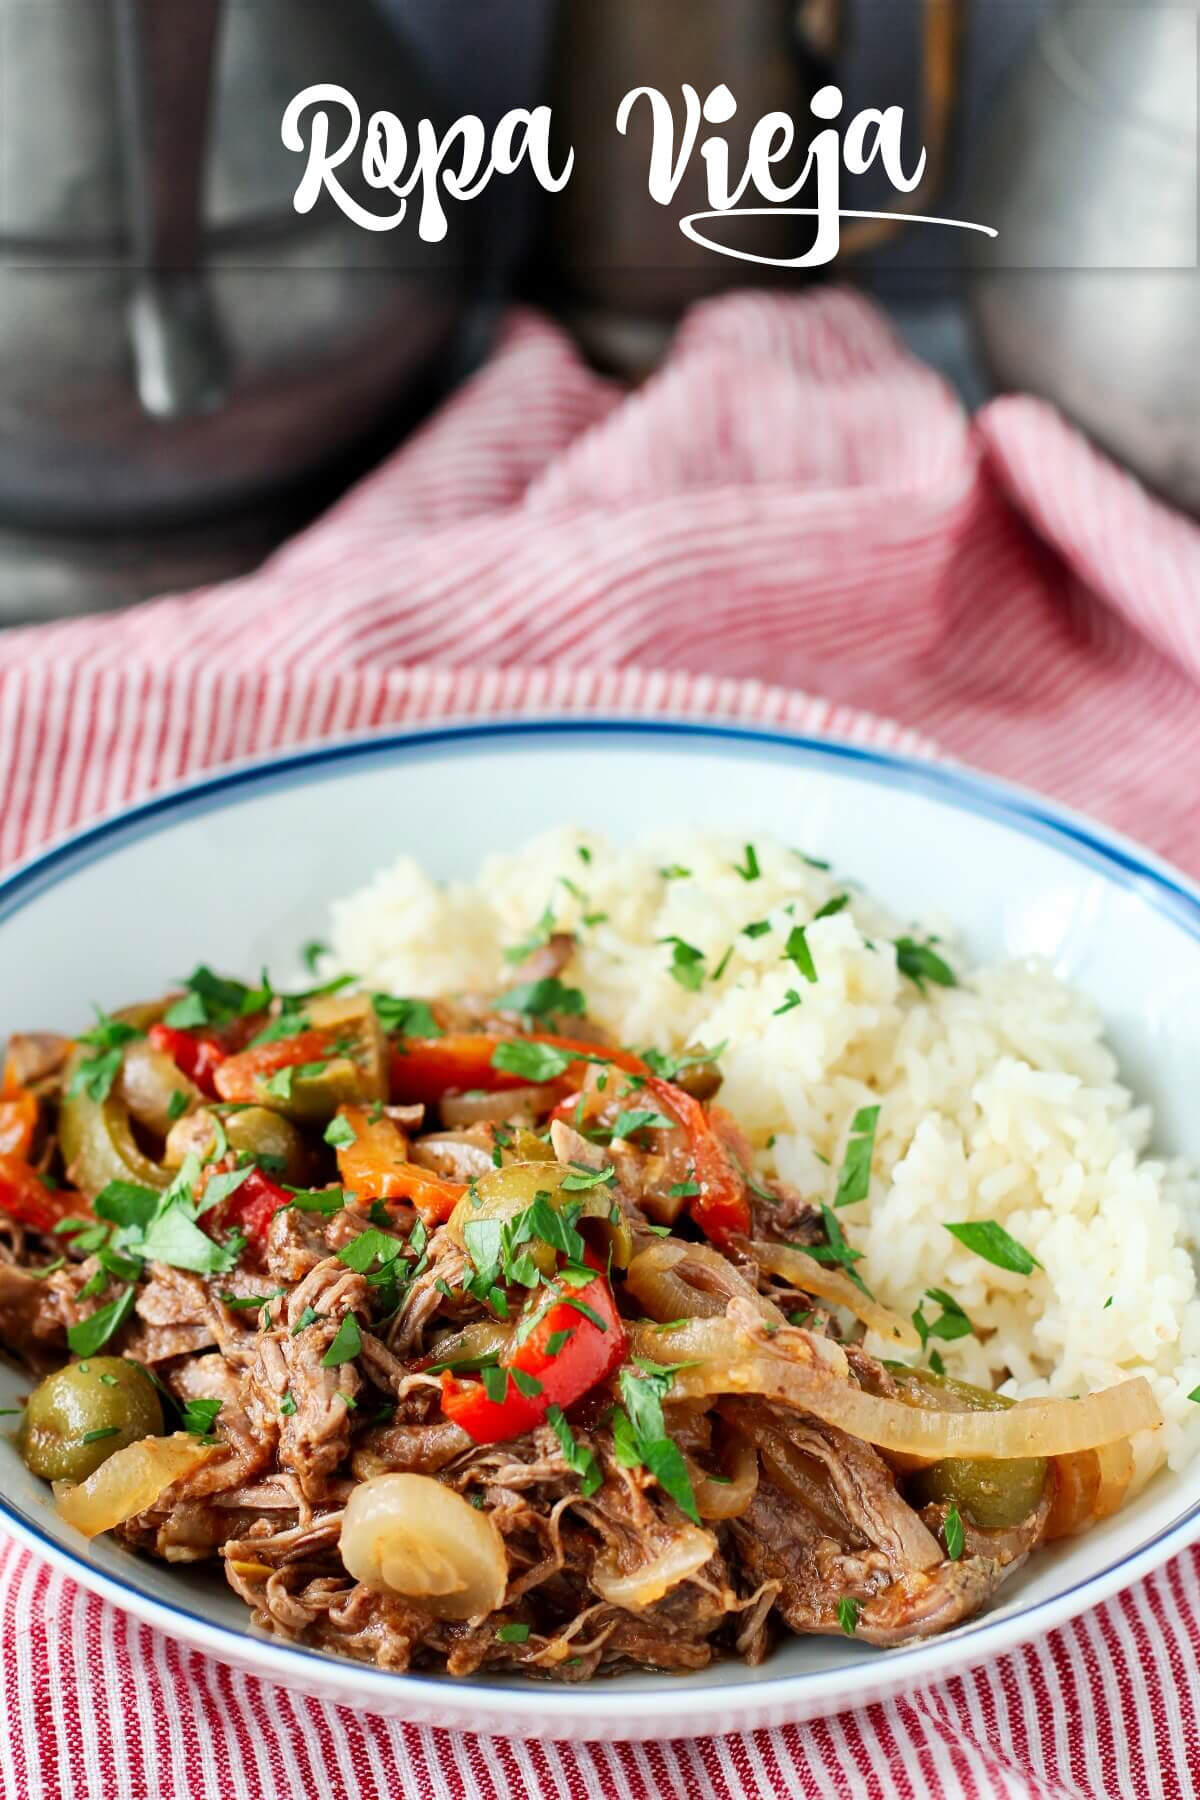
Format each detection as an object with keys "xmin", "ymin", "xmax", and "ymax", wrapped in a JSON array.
[
  {"xmin": 642, "ymin": 1043, "xmax": 726, "ymax": 1082},
  {"xmin": 806, "ymin": 1204, "xmax": 873, "ymax": 1297},
  {"xmin": 66, "ymin": 1285, "xmax": 137, "ymax": 1358},
  {"xmin": 733, "ymin": 843, "xmax": 761, "ymax": 882},
  {"xmin": 546, "ymin": 1403, "xmax": 602, "ymax": 1497},
  {"xmin": 912, "ymin": 1287, "xmax": 975, "ymax": 1351},
  {"xmin": 667, "ymin": 1177, "xmax": 701, "ymax": 1198},
  {"xmin": 659, "ymin": 937, "xmax": 706, "ymax": 992},
  {"xmin": 609, "ymin": 1109, "xmax": 673, "ymax": 1143},
  {"xmin": 837, "ymin": 1597, "xmax": 862, "ymax": 1636},
  {"xmin": 301, "ymin": 940, "xmax": 328, "ymax": 974},
  {"xmin": 894, "ymin": 937, "xmax": 957, "ymax": 991},
  {"xmin": 324, "ymin": 1114, "xmax": 358, "ymax": 1150},
  {"xmin": 813, "ymin": 894, "xmax": 850, "ymax": 920},
  {"xmin": 164, "ymin": 966, "xmax": 269, "ymax": 1028},
  {"xmin": 944, "ymin": 1220, "xmax": 1041, "ymax": 1276},
  {"xmin": 68, "ymin": 1011, "xmax": 144, "ymax": 1103},
  {"xmin": 561, "ymin": 1163, "xmax": 616, "ymax": 1192},
  {"xmin": 481, "ymin": 1365, "xmax": 509, "ymax": 1403},
  {"xmin": 288, "ymin": 1186, "xmax": 347, "ymax": 1215},
  {"xmin": 261, "ymin": 1061, "xmax": 329, "ymax": 1103},
  {"xmin": 92, "ymin": 1181, "xmax": 159, "ymax": 1232},
  {"xmin": 783, "ymin": 925, "xmax": 817, "ymax": 984},
  {"xmin": 490, "ymin": 1040, "xmax": 573, "ymax": 1083},
  {"xmin": 180, "ymin": 1397, "xmax": 223, "ymax": 1440},
  {"xmin": 613, "ymin": 1362, "xmax": 699, "ymax": 1523},
  {"xmin": 492, "ymin": 977, "xmax": 585, "ymax": 1021},
  {"xmin": 833, "ymin": 1105, "xmax": 880, "ymax": 1208},
  {"xmin": 659, "ymin": 865, "xmax": 692, "ymax": 881},
  {"xmin": 337, "ymin": 1228, "xmax": 401, "ymax": 1275},
  {"xmin": 320, "ymin": 1313, "xmax": 362, "ymax": 1368},
  {"xmin": 944, "ymin": 1503, "xmax": 964, "ymax": 1561},
  {"xmin": 279, "ymin": 1391, "xmax": 298, "ymax": 1417},
  {"xmin": 166, "ymin": 1089, "xmax": 189, "ymax": 1122},
  {"xmin": 496, "ymin": 1622, "xmax": 531, "ymax": 1644},
  {"xmin": 773, "ymin": 989, "xmax": 804, "ymax": 1015},
  {"xmin": 372, "ymin": 994, "xmax": 441, "ymax": 1039},
  {"xmin": 743, "ymin": 919, "xmax": 772, "ymax": 939}
]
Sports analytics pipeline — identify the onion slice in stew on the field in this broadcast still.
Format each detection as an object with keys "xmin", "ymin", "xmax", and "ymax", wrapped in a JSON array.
[
  {"xmin": 626, "ymin": 1240, "xmax": 782, "ymax": 1327},
  {"xmin": 1045, "ymin": 1437, "xmax": 1135, "ymax": 1539},
  {"xmin": 55, "ymin": 1434, "xmax": 215, "ymax": 1538},
  {"xmin": 628, "ymin": 1316, "xmax": 1161, "ymax": 1460},
  {"xmin": 684, "ymin": 1429, "xmax": 759, "ymax": 1521},
  {"xmin": 591, "ymin": 1523, "xmax": 718, "ymax": 1610},
  {"xmin": 748, "ymin": 1239, "xmax": 921, "ymax": 1352}
]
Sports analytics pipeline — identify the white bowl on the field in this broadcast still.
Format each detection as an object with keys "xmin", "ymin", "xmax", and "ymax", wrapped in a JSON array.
[{"xmin": 0, "ymin": 717, "xmax": 1197, "ymax": 1743}]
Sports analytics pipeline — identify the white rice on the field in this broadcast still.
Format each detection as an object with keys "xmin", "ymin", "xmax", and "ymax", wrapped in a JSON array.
[{"xmin": 325, "ymin": 827, "xmax": 1200, "ymax": 1476}]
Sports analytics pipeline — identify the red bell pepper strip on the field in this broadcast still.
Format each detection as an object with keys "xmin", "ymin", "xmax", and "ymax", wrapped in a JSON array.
[
  {"xmin": 334, "ymin": 1104, "xmax": 465, "ymax": 1224},
  {"xmin": 0, "ymin": 1089, "xmax": 38, "ymax": 1160},
  {"xmin": 388, "ymin": 1033, "xmax": 646, "ymax": 1105},
  {"xmin": 148, "ymin": 1023, "xmax": 229, "ymax": 1099},
  {"xmin": 644, "ymin": 1076, "xmax": 751, "ymax": 1244},
  {"xmin": 439, "ymin": 1268, "xmax": 627, "ymax": 1443},
  {"xmin": 204, "ymin": 1165, "xmax": 293, "ymax": 1248},
  {"xmin": 212, "ymin": 1029, "xmax": 338, "ymax": 1105},
  {"xmin": 0, "ymin": 1153, "xmax": 82, "ymax": 1234}
]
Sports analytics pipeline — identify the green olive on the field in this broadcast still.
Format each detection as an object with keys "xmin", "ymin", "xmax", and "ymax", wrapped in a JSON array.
[
  {"xmin": 446, "ymin": 1160, "xmax": 633, "ymax": 1271},
  {"xmin": 505, "ymin": 1128, "xmax": 557, "ymax": 1164},
  {"xmin": 18, "ymin": 1357, "xmax": 163, "ymax": 1483},
  {"xmin": 897, "ymin": 1369, "xmax": 1048, "ymax": 1529},
  {"xmin": 164, "ymin": 1105, "xmax": 311, "ymax": 1185}
]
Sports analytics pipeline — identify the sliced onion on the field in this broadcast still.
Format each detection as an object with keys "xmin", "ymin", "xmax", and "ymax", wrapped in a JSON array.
[
  {"xmin": 409, "ymin": 1132, "xmax": 497, "ymax": 1181},
  {"xmin": 339, "ymin": 1473, "xmax": 507, "ymax": 1619},
  {"xmin": 440, "ymin": 1086, "xmax": 558, "ymax": 1127},
  {"xmin": 426, "ymin": 1316, "xmax": 515, "ymax": 1371},
  {"xmin": 119, "ymin": 1039, "xmax": 199, "ymax": 1138},
  {"xmin": 749, "ymin": 1239, "xmax": 920, "ymax": 1352},
  {"xmin": 626, "ymin": 1240, "xmax": 783, "ymax": 1327},
  {"xmin": 629, "ymin": 1316, "xmax": 1161, "ymax": 1460},
  {"xmin": 591, "ymin": 1523, "xmax": 717, "ymax": 1610},
  {"xmin": 1045, "ymin": 1438, "xmax": 1134, "ymax": 1540},
  {"xmin": 685, "ymin": 1429, "xmax": 759, "ymax": 1521},
  {"xmin": 55, "ymin": 1434, "xmax": 215, "ymax": 1538}
]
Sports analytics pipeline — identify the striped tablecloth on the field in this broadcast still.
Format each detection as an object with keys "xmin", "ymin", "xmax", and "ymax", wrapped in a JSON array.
[{"xmin": 1, "ymin": 289, "xmax": 1198, "ymax": 1799}]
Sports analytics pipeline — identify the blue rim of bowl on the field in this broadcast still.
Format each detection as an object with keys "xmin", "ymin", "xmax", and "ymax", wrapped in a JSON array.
[{"xmin": 1, "ymin": 713, "xmax": 1198, "ymax": 1714}]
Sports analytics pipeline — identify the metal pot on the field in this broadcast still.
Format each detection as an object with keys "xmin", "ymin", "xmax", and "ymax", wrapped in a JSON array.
[
  {"xmin": 0, "ymin": 0, "xmax": 472, "ymax": 530},
  {"xmin": 540, "ymin": 0, "xmax": 966, "ymax": 358},
  {"xmin": 965, "ymin": 1, "xmax": 1200, "ymax": 515}
]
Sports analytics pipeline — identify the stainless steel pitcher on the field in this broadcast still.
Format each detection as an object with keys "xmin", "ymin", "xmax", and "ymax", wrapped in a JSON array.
[
  {"xmin": 965, "ymin": 0, "xmax": 1200, "ymax": 515},
  {"xmin": 541, "ymin": 0, "xmax": 967, "ymax": 346},
  {"xmin": 0, "ymin": 0, "xmax": 471, "ymax": 529}
]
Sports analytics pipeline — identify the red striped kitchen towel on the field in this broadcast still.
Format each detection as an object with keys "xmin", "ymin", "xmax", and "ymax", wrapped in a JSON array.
[{"xmin": 0, "ymin": 288, "xmax": 1198, "ymax": 1799}]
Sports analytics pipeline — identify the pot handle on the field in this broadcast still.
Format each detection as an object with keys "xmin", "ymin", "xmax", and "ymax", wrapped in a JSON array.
[
  {"xmin": 797, "ymin": 0, "xmax": 967, "ymax": 257},
  {"xmin": 114, "ymin": 0, "xmax": 229, "ymax": 418}
]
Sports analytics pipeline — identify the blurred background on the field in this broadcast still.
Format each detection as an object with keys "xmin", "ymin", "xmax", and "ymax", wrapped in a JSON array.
[{"xmin": 0, "ymin": 0, "xmax": 1193, "ymax": 623}]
